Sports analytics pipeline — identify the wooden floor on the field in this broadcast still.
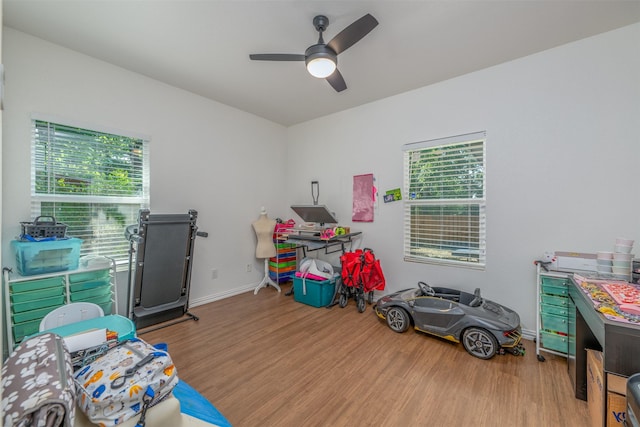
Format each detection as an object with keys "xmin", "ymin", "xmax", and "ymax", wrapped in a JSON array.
[{"xmin": 140, "ymin": 283, "xmax": 590, "ymax": 427}]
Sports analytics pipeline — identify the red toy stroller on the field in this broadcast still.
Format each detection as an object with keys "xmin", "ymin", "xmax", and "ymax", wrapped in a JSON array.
[{"xmin": 338, "ymin": 248, "xmax": 386, "ymax": 312}]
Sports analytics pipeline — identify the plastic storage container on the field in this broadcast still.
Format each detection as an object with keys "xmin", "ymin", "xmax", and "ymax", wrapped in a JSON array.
[
  {"xmin": 293, "ymin": 276, "xmax": 336, "ymax": 308},
  {"xmin": 11, "ymin": 238, "xmax": 82, "ymax": 276},
  {"xmin": 40, "ymin": 314, "xmax": 136, "ymax": 342},
  {"xmin": 540, "ymin": 330, "xmax": 568, "ymax": 353}
]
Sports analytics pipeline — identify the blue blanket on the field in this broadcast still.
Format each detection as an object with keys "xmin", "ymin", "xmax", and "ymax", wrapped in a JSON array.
[{"xmin": 173, "ymin": 380, "xmax": 232, "ymax": 427}]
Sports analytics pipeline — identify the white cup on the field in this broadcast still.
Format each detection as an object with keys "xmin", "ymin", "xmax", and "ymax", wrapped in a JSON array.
[
  {"xmin": 614, "ymin": 244, "xmax": 633, "ymax": 254},
  {"xmin": 616, "ymin": 237, "xmax": 635, "ymax": 246}
]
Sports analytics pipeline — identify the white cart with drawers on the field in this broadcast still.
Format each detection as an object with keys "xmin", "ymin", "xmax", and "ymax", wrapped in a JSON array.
[{"xmin": 3, "ymin": 260, "xmax": 117, "ymax": 350}]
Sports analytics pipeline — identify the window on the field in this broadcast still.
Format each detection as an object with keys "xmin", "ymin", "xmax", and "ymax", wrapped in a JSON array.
[
  {"xmin": 403, "ymin": 131, "xmax": 486, "ymax": 268},
  {"xmin": 31, "ymin": 118, "xmax": 149, "ymax": 266}
]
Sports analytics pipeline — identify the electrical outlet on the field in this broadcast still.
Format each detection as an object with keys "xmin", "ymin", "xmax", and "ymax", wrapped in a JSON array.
[
  {"xmin": 211, "ymin": 269, "xmax": 218, "ymax": 279},
  {"xmin": 246, "ymin": 264, "xmax": 252, "ymax": 272}
]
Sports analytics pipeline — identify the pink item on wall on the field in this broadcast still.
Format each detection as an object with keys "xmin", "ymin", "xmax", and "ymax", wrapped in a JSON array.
[{"xmin": 352, "ymin": 173, "xmax": 374, "ymax": 222}]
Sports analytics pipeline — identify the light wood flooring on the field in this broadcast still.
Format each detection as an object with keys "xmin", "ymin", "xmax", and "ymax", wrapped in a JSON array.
[{"xmin": 140, "ymin": 283, "xmax": 590, "ymax": 426}]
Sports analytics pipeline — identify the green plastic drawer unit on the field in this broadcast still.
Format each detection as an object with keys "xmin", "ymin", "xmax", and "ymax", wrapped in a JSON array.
[
  {"xmin": 541, "ymin": 313, "xmax": 569, "ymax": 334},
  {"xmin": 10, "ymin": 286, "xmax": 64, "ymax": 303},
  {"xmin": 68, "ymin": 268, "xmax": 110, "ymax": 284},
  {"xmin": 70, "ymin": 283, "xmax": 111, "ymax": 302},
  {"xmin": 540, "ymin": 303, "xmax": 569, "ymax": 317},
  {"xmin": 12, "ymin": 305, "xmax": 62, "ymax": 324},
  {"xmin": 13, "ymin": 319, "xmax": 42, "ymax": 343},
  {"xmin": 69, "ymin": 277, "xmax": 110, "ymax": 293},
  {"xmin": 9, "ymin": 276, "xmax": 64, "ymax": 293},
  {"xmin": 541, "ymin": 293, "xmax": 568, "ymax": 307},
  {"xmin": 541, "ymin": 277, "xmax": 569, "ymax": 297},
  {"xmin": 540, "ymin": 330, "xmax": 568, "ymax": 353},
  {"xmin": 12, "ymin": 295, "xmax": 66, "ymax": 313}
]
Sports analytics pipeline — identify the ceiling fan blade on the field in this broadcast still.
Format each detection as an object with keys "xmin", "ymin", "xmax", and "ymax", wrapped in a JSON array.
[
  {"xmin": 249, "ymin": 54, "xmax": 305, "ymax": 61},
  {"xmin": 326, "ymin": 69, "xmax": 347, "ymax": 92},
  {"xmin": 326, "ymin": 13, "xmax": 378, "ymax": 55}
]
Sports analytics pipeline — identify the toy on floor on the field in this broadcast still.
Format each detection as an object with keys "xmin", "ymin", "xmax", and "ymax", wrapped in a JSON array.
[{"xmin": 374, "ymin": 282, "xmax": 525, "ymax": 359}]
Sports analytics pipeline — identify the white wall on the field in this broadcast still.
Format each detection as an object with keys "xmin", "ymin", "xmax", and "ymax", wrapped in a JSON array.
[
  {"xmin": 1, "ymin": 28, "xmax": 289, "ymax": 311},
  {"xmin": 285, "ymin": 23, "xmax": 640, "ymax": 333}
]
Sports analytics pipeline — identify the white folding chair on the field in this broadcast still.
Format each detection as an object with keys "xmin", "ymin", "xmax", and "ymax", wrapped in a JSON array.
[{"xmin": 39, "ymin": 302, "xmax": 104, "ymax": 331}]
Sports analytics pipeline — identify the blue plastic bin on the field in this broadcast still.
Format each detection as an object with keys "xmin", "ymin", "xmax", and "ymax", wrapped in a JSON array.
[
  {"xmin": 293, "ymin": 275, "xmax": 337, "ymax": 308},
  {"xmin": 11, "ymin": 238, "xmax": 82, "ymax": 276}
]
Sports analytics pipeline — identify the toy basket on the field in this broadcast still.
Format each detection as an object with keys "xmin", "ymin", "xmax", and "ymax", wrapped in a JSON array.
[{"xmin": 20, "ymin": 216, "xmax": 68, "ymax": 239}]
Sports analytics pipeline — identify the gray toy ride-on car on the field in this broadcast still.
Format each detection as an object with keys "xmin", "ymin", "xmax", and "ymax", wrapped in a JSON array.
[{"xmin": 374, "ymin": 281, "xmax": 524, "ymax": 359}]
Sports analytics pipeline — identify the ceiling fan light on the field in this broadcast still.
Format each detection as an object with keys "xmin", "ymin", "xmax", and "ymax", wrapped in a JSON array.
[{"xmin": 306, "ymin": 57, "xmax": 336, "ymax": 78}]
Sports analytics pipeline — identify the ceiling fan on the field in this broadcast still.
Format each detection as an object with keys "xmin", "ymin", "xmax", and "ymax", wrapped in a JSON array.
[{"xmin": 249, "ymin": 13, "xmax": 378, "ymax": 92}]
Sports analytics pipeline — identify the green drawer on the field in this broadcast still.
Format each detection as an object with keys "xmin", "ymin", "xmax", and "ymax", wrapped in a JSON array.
[
  {"xmin": 10, "ymin": 276, "xmax": 65, "ymax": 293},
  {"xmin": 12, "ymin": 295, "xmax": 66, "ymax": 313},
  {"xmin": 541, "ymin": 276, "xmax": 569, "ymax": 287},
  {"xmin": 541, "ymin": 293, "xmax": 568, "ymax": 307},
  {"xmin": 11, "ymin": 286, "xmax": 64, "ymax": 303},
  {"xmin": 70, "ymin": 283, "xmax": 111, "ymax": 302},
  {"xmin": 98, "ymin": 301, "xmax": 113, "ymax": 315},
  {"xmin": 72, "ymin": 292, "xmax": 111, "ymax": 305},
  {"xmin": 12, "ymin": 305, "xmax": 62, "ymax": 324},
  {"xmin": 540, "ymin": 330, "xmax": 568, "ymax": 354},
  {"xmin": 541, "ymin": 281, "xmax": 568, "ymax": 297},
  {"xmin": 13, "ymin": 319, "xmax": 42, "ymax": 343},
  {"xmin": 68, "ymin": 268, "xmax": 110, "ymax": 284},
  {"xmin": 541, "ymin": 313, "xmax": 569, "ymax": 334},
  {"xmin": 69, "ymin": 277, "xmax": 110, "ymax": 292},
  {"xmin": 540, "ymin": 303, "xmax": 569, "ymax": 317}
]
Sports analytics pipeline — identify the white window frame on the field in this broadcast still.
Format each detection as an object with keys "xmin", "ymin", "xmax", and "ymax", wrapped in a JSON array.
[
  {"xmin": 403, "ymin": 131, "xmax": 486, "ymax": 269},
  {"xmin": 30, "ymin": 115, "xmax": 150, "ymax": 268}
]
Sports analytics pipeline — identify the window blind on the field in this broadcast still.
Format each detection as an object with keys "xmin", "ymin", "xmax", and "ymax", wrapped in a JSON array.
[
  {"xmin": 403, "ymin": 132, "xmax": 486, "ymax": 268},
  {"xmin": 31, "ymin": 119, "xmax": 150, "ymax": 264}
]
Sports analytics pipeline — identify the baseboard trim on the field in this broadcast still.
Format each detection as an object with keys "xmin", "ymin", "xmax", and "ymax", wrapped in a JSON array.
[{"xmin": 189, "ymin": 285, "xmax": 255, "ymax": 308}]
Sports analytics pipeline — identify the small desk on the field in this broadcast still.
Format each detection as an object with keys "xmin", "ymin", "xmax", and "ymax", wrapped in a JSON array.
[{"xmin": 568, "ymin": 278, "xmax": 640, "ymax": 400}]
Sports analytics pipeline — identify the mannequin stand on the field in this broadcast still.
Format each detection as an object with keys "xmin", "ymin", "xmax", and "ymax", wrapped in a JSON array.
[{"xmin": 254, "ymin": 258, "xmax": 281, "ymax": 294}]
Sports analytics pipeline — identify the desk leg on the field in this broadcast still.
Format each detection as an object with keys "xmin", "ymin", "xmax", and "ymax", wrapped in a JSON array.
[
  {"xmin": 254, "ymin": 258, "xmax": 281, "ymax": 294},
  {"xmin": 572, "ymin": 302, "xmax": 600, "ymax": 401}
]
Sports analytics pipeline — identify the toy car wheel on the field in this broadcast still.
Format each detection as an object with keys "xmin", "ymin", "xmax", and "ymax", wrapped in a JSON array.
[
  {"xmin": 386, "ymin": 307, "xmax": 410, "ymax": 333},
  {"xmin": 357, "ymin": 296, "xmax": 366, "ymax": 313},
  {"xmin": 339, "ymin": 293, "xmax": 348, "ymax": 308},
  {"xmin": 462, "ymin": 327, "xmax": 498, "ymax": 359}
]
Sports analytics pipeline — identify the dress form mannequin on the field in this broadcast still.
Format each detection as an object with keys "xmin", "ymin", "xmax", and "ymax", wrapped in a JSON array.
[{"xmin": 252, "ymin": 208, "xmax": 280, "ymax": 294}]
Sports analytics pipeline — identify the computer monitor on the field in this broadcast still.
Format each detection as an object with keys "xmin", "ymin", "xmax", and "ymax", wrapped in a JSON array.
[{"xmin": 290, "ymin": 205, "xmax": 338, "ymax": 224}]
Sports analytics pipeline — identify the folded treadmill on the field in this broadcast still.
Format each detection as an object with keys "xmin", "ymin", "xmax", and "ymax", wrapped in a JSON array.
[{"xmin": 127, "ymin": 209, "xmax": 202, "ymax": 329}]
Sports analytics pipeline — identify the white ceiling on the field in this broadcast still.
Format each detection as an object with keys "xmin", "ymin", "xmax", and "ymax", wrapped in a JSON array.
[{"xmin": 4, "ymin": 1, "xmax": 640, "ymax": 127}]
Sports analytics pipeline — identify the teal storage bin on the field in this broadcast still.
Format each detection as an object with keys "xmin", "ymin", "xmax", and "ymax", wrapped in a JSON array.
[
  {"xmin": 541, "ymin": 312, "xmax": 569, "ymax": 334},
  {"xmin": 69, "ymin": 283, "xmax": 111, "ymax": 301},
  {"xmin": 39, "ymin": 314, "xmax": 136, "ymax": 342},
  {"xmin": 10, "ymin": 276, "xmax": 64, "ymax": 293},
  {"xmin": 540, "ymin": 330, "xmax": 568, "ymax": 353},
  {"xmin": 13, "ymin": 319, "xmax": 42, "ymax": 343},
  {"xmin": 68, "ymin": 268, "xmax": 110, "ymax": 284},
  {"xmin": 541, "ymin": 293, "xmax": 567, "ymax": 307},
  {"xmin": 11, "ymin": 238, "xmax": 82, "ymax": 276},
  {"xmin": 12, "ymin": 295, "xmax": 66, "ymax": 313},
  {"xmin": 293, "ymin": 275, "xmax": 337, "ymax": 308},
  {"xmin": 540, "ymin": 303, "xmax": 569, "ymax": 317},
  {"xmin": 11, "ymin": 285, "xmax": 64, "ymax": 303}
]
